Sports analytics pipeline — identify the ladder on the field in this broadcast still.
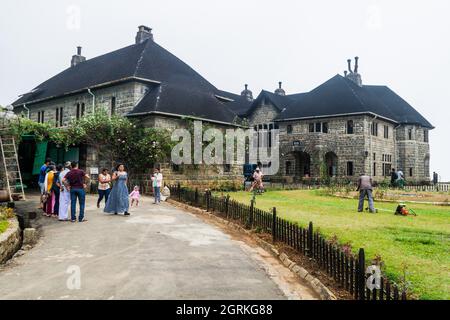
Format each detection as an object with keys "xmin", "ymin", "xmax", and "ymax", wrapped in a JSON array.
[{"xmin": 0, "ymin": 133, "xmax": 26, "ymax": 201}]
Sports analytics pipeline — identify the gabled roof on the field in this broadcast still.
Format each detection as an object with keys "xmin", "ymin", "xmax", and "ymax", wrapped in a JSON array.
[
  {"xmin": 128, "ymin": 83, "xmax": 240, "ymax": 125},
  {"xmin": 244, "ymin": 90, "xmax": 306, "ymax": 117},
  {"xmin": 13, "ymin": 39, "xmax": 216, "ymax": 106},
  {"xmin": 214, "ymin": 90, "xmax": 253, "ymax": 116},
  {"xmin": 276, "ymin": 75, "xmax": 433, "ymax": 128},
  {"xmin": 12, "ymin": 38, "xmax": 251, "ymax": 125}
]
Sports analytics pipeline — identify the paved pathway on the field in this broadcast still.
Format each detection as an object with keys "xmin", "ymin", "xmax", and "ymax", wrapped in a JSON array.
[{"xmin": 0, "ymin": 195, "xmax": 317, "ymax": 300}]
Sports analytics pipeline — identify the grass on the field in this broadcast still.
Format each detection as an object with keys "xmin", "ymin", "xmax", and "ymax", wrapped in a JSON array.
[
  {"xmin": 224, "ymin": 189, "xmax": 450, "ymax": 300},
  {"xmin": 0, "ymin": 220, "xmax": 9, "ymax": 234}
]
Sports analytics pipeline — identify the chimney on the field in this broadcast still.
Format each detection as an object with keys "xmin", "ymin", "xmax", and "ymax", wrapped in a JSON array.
[
  {"xmin": 274, "ymin": 81, "xmax": 286, "ymax": 96},
  {"xmin": 354, "ymin": 56, "xmax": 359, "ymax": 73},
  {"xmin": 135, "ymin": 25, "xmax": 153, "ymax": 44},
  {"xmin": 347, "ymin": 59, "xmax": 353, "ymax": 73},
  {"xmin": 241, "ymin": 84, "xmax": 253, "ymax": 101},
  {"xmin": 345, "ymin": 57, "xmax": 362, "ymax": 87},
  {"xmin": 344, "ymin": 70, "xmax": 348, "ymax": 77},
  {"xmin": 71, "ymin": 46, "xmax": 86, "ymax": 67}
]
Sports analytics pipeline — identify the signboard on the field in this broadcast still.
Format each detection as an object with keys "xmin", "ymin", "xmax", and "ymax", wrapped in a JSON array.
[{"xmin": 89, "ymin": 167, "xmax": 99, "ymax": 175}]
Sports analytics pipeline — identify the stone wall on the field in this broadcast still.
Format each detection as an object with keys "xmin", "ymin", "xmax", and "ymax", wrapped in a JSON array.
[
  {"xmin": 14, "ymin": 81, "xmax": 150, "ymax": 124},
  {"xmin": 0, "ymin": 218, "xmax": 21, "ymax": 264}
]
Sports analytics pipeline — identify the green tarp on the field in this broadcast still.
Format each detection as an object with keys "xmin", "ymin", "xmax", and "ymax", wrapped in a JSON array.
[{"xmin": 32, "ymin": 141, "xmax": 48, "ymax": 175}]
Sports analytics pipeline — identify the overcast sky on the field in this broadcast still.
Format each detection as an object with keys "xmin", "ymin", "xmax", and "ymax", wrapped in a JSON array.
[{"xmin": 1, "ymin": 0, "xmax": 449, "ymax": 181}]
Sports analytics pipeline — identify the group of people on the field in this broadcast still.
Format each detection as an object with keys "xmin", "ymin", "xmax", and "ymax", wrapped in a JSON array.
[
  {"xmin": 38, "ymin": 158, "xmax": 164, "ymax": 222},
  {"xmin": 38, "ymin": 158, "xmax": 90, "ymax": 222}
]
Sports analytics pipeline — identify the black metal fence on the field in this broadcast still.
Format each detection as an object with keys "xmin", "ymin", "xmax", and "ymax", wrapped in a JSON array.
[{"xmin": 170, "ymin": 184, "xmax": 408, "ymax": 301}]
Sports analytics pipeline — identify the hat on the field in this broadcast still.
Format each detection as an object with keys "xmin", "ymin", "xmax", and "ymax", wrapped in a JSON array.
[{"xmin": 64, "ymin": 161, "xmax": 71, "ymax": 168}]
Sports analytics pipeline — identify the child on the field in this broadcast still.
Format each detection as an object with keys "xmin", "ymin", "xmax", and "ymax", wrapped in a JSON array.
[{"xmin": 129, "ymin": 186, "xmax": 140, "ymax": 207}]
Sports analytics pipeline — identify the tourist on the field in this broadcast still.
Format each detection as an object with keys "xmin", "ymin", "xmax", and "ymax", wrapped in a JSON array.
[
  {"xmin": 104, "ymin": 164, "xmax": 130, "ymax": 216},
  {"xmin": 38, "ymin": 158, "xmax": 51, "ymax": 208},
  {"xmin": 51, "ymin": 164, "xmax": 63, "ymax": 217},
  {"xmin": 151, "ymin": 168, "xmax": 163, "ymax": 204},
  {"xmin": 433, "ymin": 172, "xmax": 439, "ymax": 185},
  {"xmin": 97, "ymin": 168, "xmax": 112, "ymax": 208},
  {"xmin": 58, "ymin": 161, "xmax": 71, "ymax": 221},
  {"xmin": 43, "ymin": 165, "xmax": 56, "ymax": 217},
  {"xmin": 63, "ymin": 161, "xmax": 90, "ymax": 223},
  {"xmin": 249, "ymin": 167, "xmax": 264, "ymax": 194},
  {"xmin": 357, "ymin": 173, "xmax": 375, "ymax": 213},
  {"xmin": 390, "ymin": 168, "xmax": 398, "ymax": 188},
  {"xmin": 129, "ymin": 186, "xmax": 141, "ymax": 207}
]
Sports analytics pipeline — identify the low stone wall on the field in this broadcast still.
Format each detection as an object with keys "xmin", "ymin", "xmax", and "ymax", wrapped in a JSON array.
[{"xmin": 0, "ymin": 218, "xmax": 22, "ymax": 264}]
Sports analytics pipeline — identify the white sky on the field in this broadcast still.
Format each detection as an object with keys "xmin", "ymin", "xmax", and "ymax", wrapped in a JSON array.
[{"xmin": 1, "ymin": 0, "xmax": 449, "ymax": 181}]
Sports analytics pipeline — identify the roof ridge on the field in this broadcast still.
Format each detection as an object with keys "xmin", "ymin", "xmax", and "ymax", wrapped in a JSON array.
[
  {"xmin": 133, "ymin": 40, "xmax": 151, "ymax": 77},
  {"xmin": 340, "ymin": 76, "xmax": 366, "ymax": 107}
]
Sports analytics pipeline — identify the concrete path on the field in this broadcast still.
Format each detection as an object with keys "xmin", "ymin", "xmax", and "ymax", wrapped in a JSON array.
[{"xmin": 0, "ymin": 195, "xmax": 317, "ymax": 300}]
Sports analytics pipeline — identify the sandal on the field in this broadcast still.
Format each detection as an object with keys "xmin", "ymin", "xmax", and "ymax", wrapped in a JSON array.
[{"xmin": 79, "ymin": 219, "xmax": 88, "ymax": 223}]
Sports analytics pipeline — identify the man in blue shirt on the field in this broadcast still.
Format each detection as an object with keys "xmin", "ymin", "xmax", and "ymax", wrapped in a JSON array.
[{"xmin": 38, "ymin": 158, "xmax": 52, "ymax": 194}]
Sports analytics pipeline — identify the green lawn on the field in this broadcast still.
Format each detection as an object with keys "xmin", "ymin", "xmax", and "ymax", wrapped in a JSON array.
[
  {"xmin": 0, "ymin": 220, "xmax": 8, "ymax": 234},
  {"xmin": 226, "ymin": 189, "xmax": 450, "ymax": 300}
]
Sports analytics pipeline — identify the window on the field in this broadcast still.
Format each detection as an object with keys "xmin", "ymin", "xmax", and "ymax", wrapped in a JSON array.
[
  {"xmin": 171, "ymin": 163, "xmax": 182, "ymax": 173},
  {"xmin": 81, "ymin": 103, "xmax": 85, "ymax": 117},
  {"xmin": 346, "ymin": 162, "xmax": 354, "ymax": 176},
  {"xmin": 76, "ymin": 103, "xmax": 80, "ymax": 120},
  {"xmin": 309, "ymin": 123, "xmax": 314, "ymax": 133},
  {"xmin": 347, "ymin": 120, "xmax": 354, "ymax": 134},
  {"xmin": 37, "ymin": 111, "xmax": 45, "ymax": 123},
  {"xmin": 424, "ymin": 129, "xmax": 429, "ymax": 143},
  {"xmin": 408, "ymin": 128, "xmax": 413, "ymax": 140},
  {"xmin": 55, "ymin": 107, "xmax": 63, "ymax": 127},
  {"xmin": 371, "ymin": 122, "xmax": 378, "ymax": 136},
  {"xmin": 409, "ymin": 168, "xmax": 413, "ymax": 177},
  {"xmin": 384, "ymin": 125, "xmax": 389, "ymax": 139},
  {"xmin": 223, "ymin": 164, "xmax": 231, "ymax": 173},
  {"xmin": 285, "ymin": 161, "xmax": 293, "ymax": 175},
  {"xmin": 111, "ymin": 97, "xmax": 116, "ymax": 115},
  {"xmin": 315, "ymin": 122, "xmax": 322, "ymax": 133},
  {"xmin": 373, "ymin": 153, "xmax": 376, "ymax": 161},
  {"xmin": 287, "ymin": 124, "xmax": 293, "ymax": 134},
  {"xmin": 322, "ymin": 122, "xmax": 328, "ymax": 133},
  {"xmin": 373, "ymin": 162, "xmax": 377, "ymax": 176}
]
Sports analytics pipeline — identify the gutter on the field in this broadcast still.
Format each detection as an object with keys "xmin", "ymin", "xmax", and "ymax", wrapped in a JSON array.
[
  {"xmin": 87, "ymin": 89, "xmax": 95, "ymax": 113},
  {"xmin": 22, "ymin": 104, "xmax": 30, "ymax": 119}
]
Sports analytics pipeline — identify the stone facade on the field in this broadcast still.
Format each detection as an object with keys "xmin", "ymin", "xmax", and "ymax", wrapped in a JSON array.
[{"xmin": 247, "ymin": 100, "xmax": 430, "ymax": 182}]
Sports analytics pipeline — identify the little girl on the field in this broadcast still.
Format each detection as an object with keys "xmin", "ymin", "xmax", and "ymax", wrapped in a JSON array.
[{"xmin": 129, "ymin": 186, "xmax": 141, "ymax": 207}]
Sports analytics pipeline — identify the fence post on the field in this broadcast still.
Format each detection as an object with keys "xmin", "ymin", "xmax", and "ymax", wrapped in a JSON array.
[
  {"xmin": 358, "ymin": 248, "xmax": 366, "ymax": 300},
  {"xmin": 206, "ymin": 190, "xmax": 210, "ymax": 212},
  {"xmin": 248, "ymin": 199, "xmax": 254, "ymax": 229},
  {"xmin": 272, "ymin": 207, "xmax": 277, "ymax": 243},
  {"xmin": 307, "ymin": 222, "xmax": 313, "ymax": 257},
  {"xmin": 195, "ymin": 188, "xmax": 199, "ymax": 205},
  {"xmin": 225, "ymin": 195, "xmax": 230, "ymax": 218},
  {"xmin": 177, "ymin": 182, "xmax": 181, "ymax": 201}
]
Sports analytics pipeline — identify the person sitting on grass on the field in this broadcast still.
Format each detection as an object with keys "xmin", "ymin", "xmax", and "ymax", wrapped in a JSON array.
[{"xmin": 357, "ymin": 172, "xmax": 375, "ymax": 213}]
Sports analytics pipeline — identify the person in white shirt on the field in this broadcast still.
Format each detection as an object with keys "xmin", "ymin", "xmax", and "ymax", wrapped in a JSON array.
[
  {"xmin": 58, "ymin": 162, "xmax": 71, "ymax": 221},
  {"xmin": 151, "ymin": 168, "xmax": 163, "ymax": 204}
]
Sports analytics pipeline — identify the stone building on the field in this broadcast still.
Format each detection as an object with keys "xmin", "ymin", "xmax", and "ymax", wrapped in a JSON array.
[
  {"xmin": 11, "ymin": 26, "xmax": 250, "ymax": 188},
  {"xmin": 243, "ymin": 58, "xmax": 433, "ymax": 182},
  {"xmin": 11, "ymin": 26, "xmax": 433, "ymax": 187}
]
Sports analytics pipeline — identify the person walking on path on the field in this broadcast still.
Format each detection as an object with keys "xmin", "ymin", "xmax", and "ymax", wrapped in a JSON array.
[
  {"xmin": 249, "ymin": 167, "xmax": 264, "ymax": 194},
  {"xmin": 151, "ymin": 168, "xmax": 163, "ymax": 204},
  {"xmin": 433, "ymin": 172, "xmax": 439, "ymax": 185},
  {"xmin": 104, "ymin": 164, "xmax": 130, "ymax": 216},
  {"xmin": 357, "ymin": 173, "xmax": 376, "ymax": 213},
  {"xmin": 396, "ymin": 169, "xmax": 405, "ymax": 189},
  {"xmin": 43, "ymin": 165, "xmax": 57, "ymax": 217},
  {"xmin": 97, "ymin": 168, "xmax": 112, "ymax": 208},
  {"xmin": 38, "ymin": 158, "xmax": 51, "ymax": 209},
  {"xmin": 63, "ymin": 161, "xmax": 90, "ymax": 223},
  {"xmin": 58, "ymin": 161, "xmax": 71, "ymax": 221}
]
